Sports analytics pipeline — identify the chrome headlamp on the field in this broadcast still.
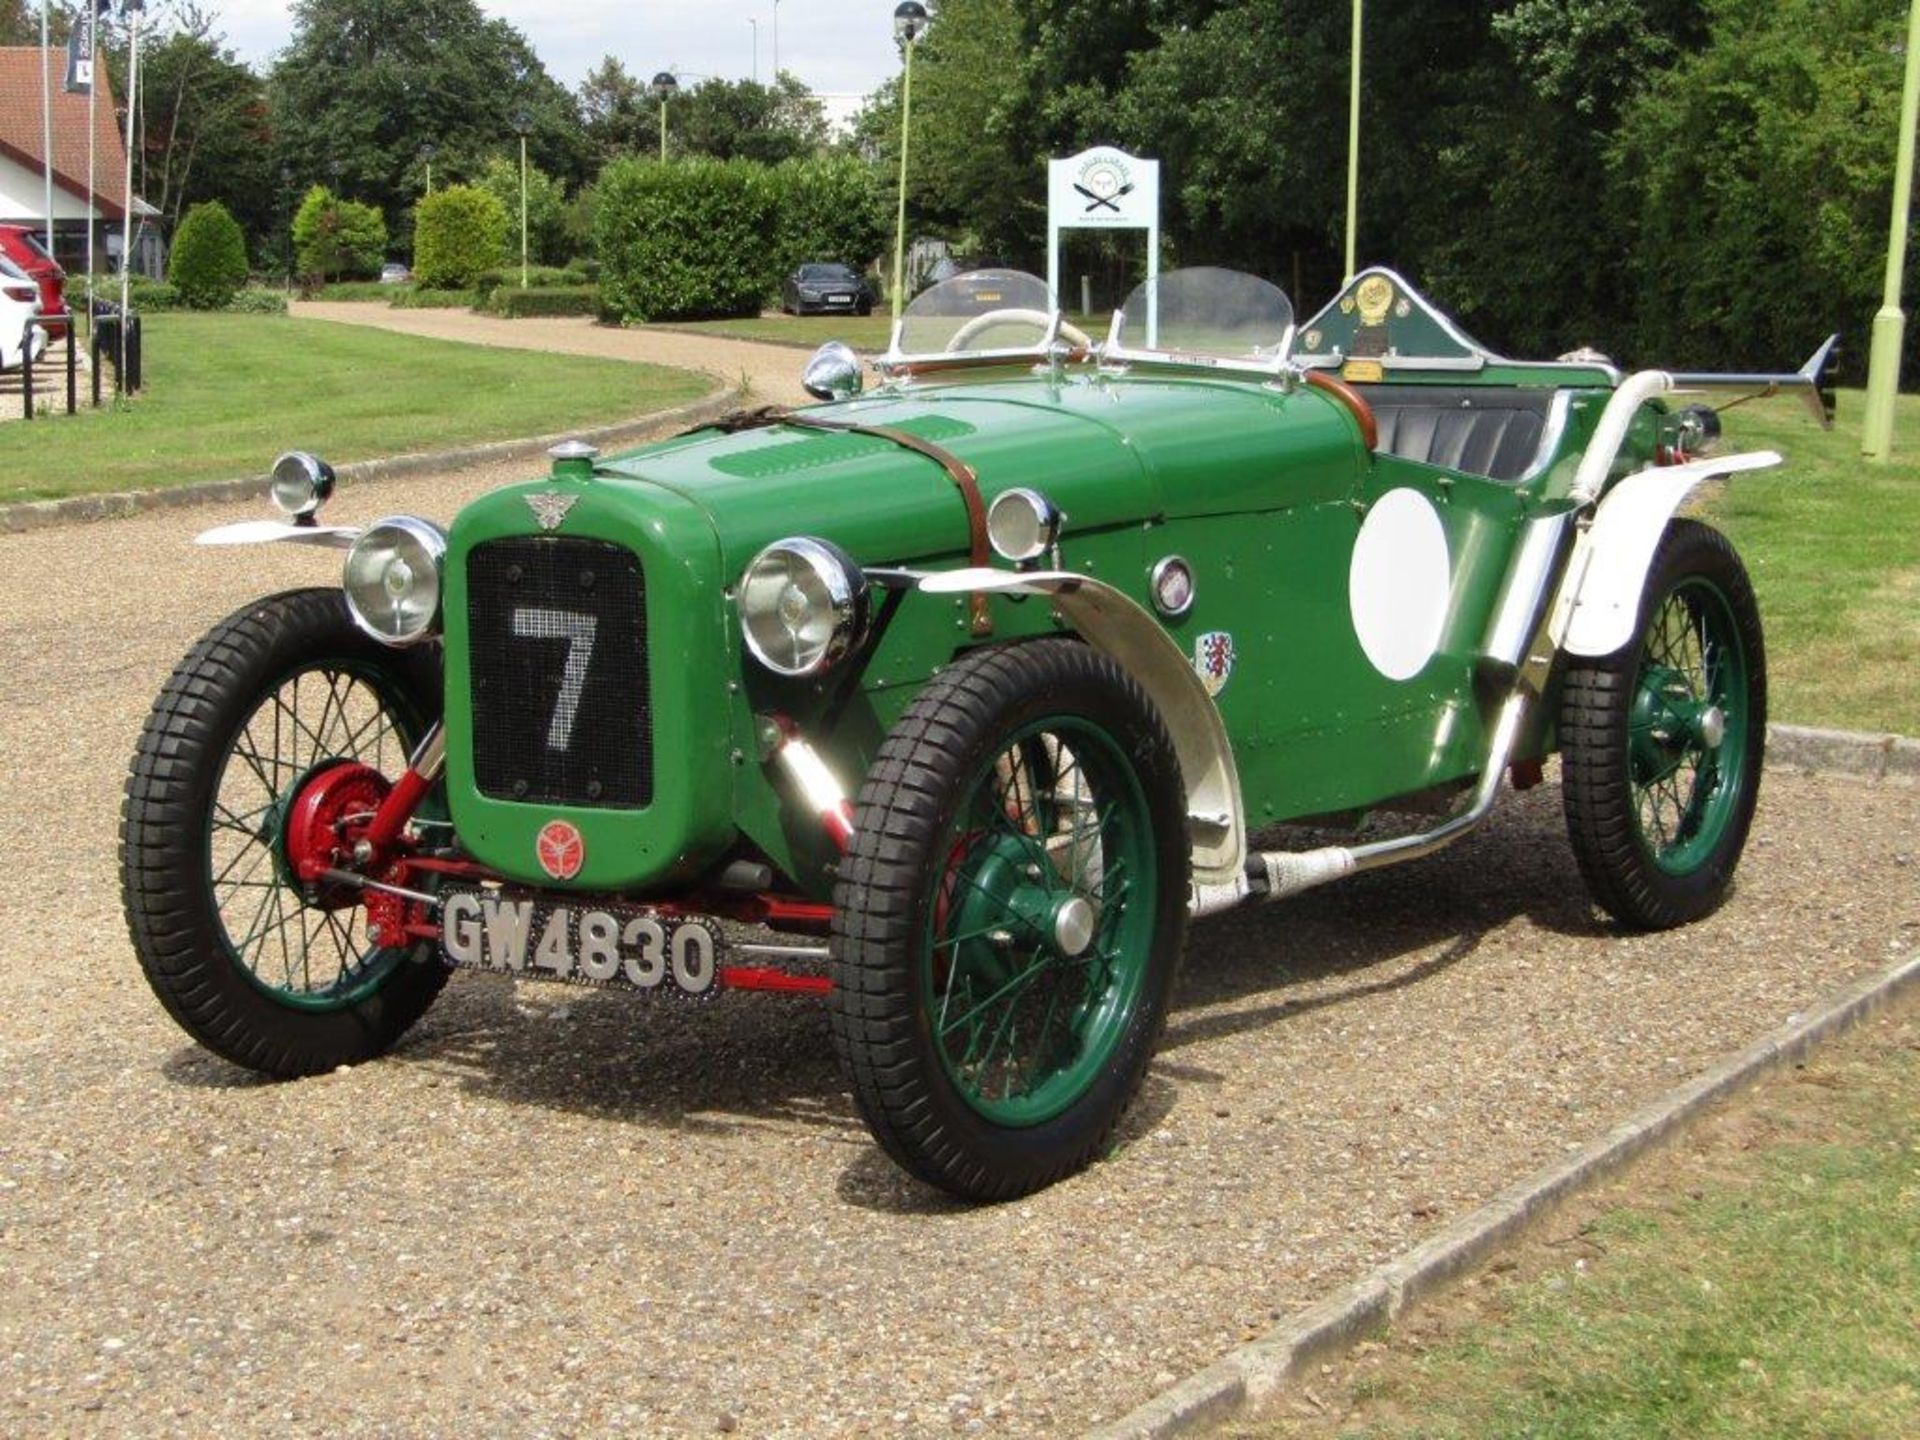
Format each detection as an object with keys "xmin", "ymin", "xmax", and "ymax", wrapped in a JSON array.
[
  {"xmin": 987, "ymin": 487, "xmax": 1061, "ymax": 563},
  {"xmin": 269, "ymin": 451, "xmax": 336, "ymax": 522},
  {"xmin": 738, "ymin": 537, "xmax": 870, "ymax": 677},
  {"xmin": 342, "ymin": 516, "xmax": 447, "ymax": 647}
]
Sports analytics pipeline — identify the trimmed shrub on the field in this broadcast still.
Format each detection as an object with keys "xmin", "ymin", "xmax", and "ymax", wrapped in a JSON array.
[
  {"xmin": 771, "ymin": 155, "xmax": 887, "ymax": 286},
  {"xmin": 472, "ymin": 264, "xmax": 588, "ymax": 303},
  {"xmin": 168, "ymin": 201, "xmax": 249, "ymax": 309},
  {"xmin": 226, "ymin": 287, "xmax": 289, "ymax": 315},
  {"xmin": 292, "ymin": 186, "xmax": 387, "ymax": 283},
  {"xmin": 594, "ymin": 157, "xmax": 778, "ymax": 322},
  {"xmin": 413, "ymin": 186, "xmax": 510, "ymax": 290},
  {"xmin": 305, "ymin": 280, "xmax": 400, "ymax": 302},
  {"xmin": 490, "ymin": 285, "xmax": 600, "ymax": 319},
  {"xmin": 390, "ymin": 287, "xmax": 477, "ymax": 310}
]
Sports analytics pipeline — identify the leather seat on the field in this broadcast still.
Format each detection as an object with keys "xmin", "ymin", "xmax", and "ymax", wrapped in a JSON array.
[{"xmin": 1358, "ymin": 385, "xmax": 1553, "ymax": 483}]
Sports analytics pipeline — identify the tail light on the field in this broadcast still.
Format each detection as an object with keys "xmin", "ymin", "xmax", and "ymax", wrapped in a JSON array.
[{"xmin": 2, "ymin": 283, "xmax": 36, "ymax": 303}]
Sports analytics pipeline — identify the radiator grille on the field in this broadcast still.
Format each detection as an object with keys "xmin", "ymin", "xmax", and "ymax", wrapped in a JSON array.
[{"xmin": 467, "ymin": 537, "xmax": 652, "ymax": 809}]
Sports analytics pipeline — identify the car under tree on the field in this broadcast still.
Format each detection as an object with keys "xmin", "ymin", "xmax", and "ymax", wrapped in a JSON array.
[{"xmin": 122, "ymin": 266, "xmax": 1835, "ymax": 1200}]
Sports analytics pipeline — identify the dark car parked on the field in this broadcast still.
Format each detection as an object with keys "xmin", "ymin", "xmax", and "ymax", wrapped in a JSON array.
[
  {"xmin": 781, "ymin": 262, "xmax": 873, "ymax": 316},
  {"xmin": 0, "ymin": 225, "xmax": 69, "ymax": 337}
]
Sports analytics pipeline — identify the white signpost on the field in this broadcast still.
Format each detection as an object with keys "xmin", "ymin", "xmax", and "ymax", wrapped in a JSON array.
[{"xmin": 1047, "ymin": 145, "xmax": 1160, "ymax": 343}]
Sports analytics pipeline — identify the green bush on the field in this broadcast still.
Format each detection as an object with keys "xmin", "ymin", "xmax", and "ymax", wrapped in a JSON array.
[
  {"xmin": 472, "ymin": 265, "xmax": 588, "ymax": 302},
  {"xmin": 292, "ymin": 186, "xmax": 388, "ymax": 283},
  {"xmin": 478, "ymin": 154, "xmax": 569, "ymax": 266},
  {"xmin": 390, "ymin": 286, "xmax": 477, "ymax": 310},
  {"xmin": 226, "ymin": 287, "xmax": 289, "ymax": 315},
  {"xmin": 488, "ymin": 285, "xmax": 601, "ymax": 319},
  {"xmin": 594, "ymin": 157, "xmax": 778, "ymax": 322},
  {"xmin": 305, "ymin": 280, "xmax": 401, "ymax": 302},
  {"xmin": 168, "ymin": 201, "xmax": 250, "ymax": 309},
  {"xmin": 566, "ymin": 255, "xmax": 601, "ymax": 283},
  {"xmin": 127, "ymin": 279, "xmax": 180, "ymax": 312},
  {"xmin": 771, "ymin": 155, "xmax": 887, "ymax": 286},
  {"xmin": 413, "ymin": 186, "xmax": 510, "ymax": 290}
]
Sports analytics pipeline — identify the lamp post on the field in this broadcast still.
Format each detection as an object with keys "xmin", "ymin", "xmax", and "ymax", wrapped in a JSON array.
[
  {"xmin": 651, "ymin": 72, "xmax": 679, "ymax": 162},
  {"xmin": 1862, "ymin": 0, "xmax": 1920, "ymax": 462},
  {"xmin": 419, "ymin": 142, "xmax": 436, "ymax": 196},
  {"xmin": 891, "ymin": 1, "xmax": 929, "ymax": 323},
  {"xmin": 773, "ymin": 0, "xmax": 781, "ymax": 78},
  {"xmin": 512, "ymin": 109, "xmax": 533, "ymax": 289},
  {"xmin": 749, "ymin": 18, "xmax": 759, "ymax": 83},
  {"xmin": 1344, "ymin": 0, "xmax": 1363, "ymax": 281}
]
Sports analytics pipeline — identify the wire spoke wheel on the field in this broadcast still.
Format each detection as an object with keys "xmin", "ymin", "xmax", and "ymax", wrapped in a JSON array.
[
  {"xmin": 122, "ymin": 589, "xmax": 448, "ymax": 1077},
  {"xmin": 830, "ymin": 640, "xmax": 1189, "ymax": 1201},
  {"xmin": 1561, "ymin": 521, "xmax": 1766, "ymax": 930},
  {"xmin": 210, "ymin": 664, "xmax": 417, "ymax": 1009},
  {"xmin": 926, "ymin": 718, "xmax": 1156, "ymax": 1126}
]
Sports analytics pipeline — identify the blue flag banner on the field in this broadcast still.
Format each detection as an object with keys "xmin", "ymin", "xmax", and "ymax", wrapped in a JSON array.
[{"xmin": 65, "ymin": 12, "xmax": 94, "ymax": 95}]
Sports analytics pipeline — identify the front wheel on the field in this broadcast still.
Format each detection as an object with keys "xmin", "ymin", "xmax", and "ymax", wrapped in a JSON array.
[
  {"xmin": 829, "ymin": 640, "xmax": 1190, "ymax": 1200},
  {"xmin": 1560, "ymin": 520, "xmax": 1766, "ymax": 929},
  {"xmin": 121, "ymin": 588, "xmax": 447, "ymax": 1076}
]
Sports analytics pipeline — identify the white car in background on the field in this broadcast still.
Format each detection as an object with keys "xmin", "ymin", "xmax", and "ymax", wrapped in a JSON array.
[{"xmin": 0, "ymin": 255, "xmax": 48, "ymax": 372}]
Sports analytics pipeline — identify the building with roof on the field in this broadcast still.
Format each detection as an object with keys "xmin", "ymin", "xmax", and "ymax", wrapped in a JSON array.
[{"xmin": 0, "ymin": 45, "xmax": 161, "ymax": 276}]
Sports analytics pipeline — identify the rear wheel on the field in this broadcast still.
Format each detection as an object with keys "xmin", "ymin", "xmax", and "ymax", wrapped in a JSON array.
[
  {"xmin": 121, "ymin": 588, "xmax": 447, "ymax": 1076},
  {"xmin": 1560, "ymin": 520, "xmax": 1766, "ymax": 929},
  {"xmin": 829, "ymin": 640, "xmax": 1189, "ymax": 1200}
]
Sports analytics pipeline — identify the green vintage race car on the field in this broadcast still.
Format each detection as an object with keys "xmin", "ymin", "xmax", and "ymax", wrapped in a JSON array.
[{"xmin": 122, "ymin": 267, "xmax": 1835, "ymax": 1199}]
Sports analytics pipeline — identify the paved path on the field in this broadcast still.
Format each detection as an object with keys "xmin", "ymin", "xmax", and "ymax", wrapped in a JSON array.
[{"xmin": 291, "ymin": 301, "xmax": 812, "ymax": 408}]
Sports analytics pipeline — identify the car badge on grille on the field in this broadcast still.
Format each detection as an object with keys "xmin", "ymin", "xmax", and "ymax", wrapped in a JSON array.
[
  {"xmin": 527, "ymin": 492, "xmax": 577, "ymax": 532},
  {"xmin": 536, "ymin": 820, "xmax": 586, "ymax": 880}
]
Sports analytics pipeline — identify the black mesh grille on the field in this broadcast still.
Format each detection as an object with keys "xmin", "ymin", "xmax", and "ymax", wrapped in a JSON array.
[{"xmin": 467, "ymin": 537, "xmax": 652, "ymax": 809}]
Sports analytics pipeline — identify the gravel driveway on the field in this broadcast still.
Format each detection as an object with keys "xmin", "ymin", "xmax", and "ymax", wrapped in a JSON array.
[{"xmin": 2, "ymin": 449, "xmax": 1916, "ymax": 1437}]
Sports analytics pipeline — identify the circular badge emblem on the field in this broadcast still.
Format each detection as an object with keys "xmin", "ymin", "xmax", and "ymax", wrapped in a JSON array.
[{"xmin": 535, "ymin": 820, "xmax": 585, "ymax": 880}]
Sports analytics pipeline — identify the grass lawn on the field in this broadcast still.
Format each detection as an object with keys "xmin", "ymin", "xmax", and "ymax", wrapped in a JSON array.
[
  {"xmin": 1708, "ymin": 388, "xmax": 1920, "ymax": 735},
  {"xmin": 1222, "ymin": 996, "xmax": 1920, "ymax": 1440},
  {"xmin": 0, "ymin": 312, "xmax": 710, "ymax": 504}
]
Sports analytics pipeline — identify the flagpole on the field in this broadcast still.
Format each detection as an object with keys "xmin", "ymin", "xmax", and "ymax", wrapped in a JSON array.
[
  {"xmin": 40, "ymin": 0, "xmax": 54, "ymax": 260},
  {"xmin": 86, "ymin": 5, "xmax": 97, "ymax": 342},
  {"xmin": 119, "ymin": 0, "xmax": 139, "ymax": 386}
]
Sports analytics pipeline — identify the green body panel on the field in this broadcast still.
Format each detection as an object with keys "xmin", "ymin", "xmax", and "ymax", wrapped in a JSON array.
[{"xmin": 433, "ymin": 351, "xmax": 1649, "ymax": 900}]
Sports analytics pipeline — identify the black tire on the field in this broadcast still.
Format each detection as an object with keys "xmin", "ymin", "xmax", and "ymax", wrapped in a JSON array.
[
  {"xmin": 828, "ymin": 640, "xmax": 1189, "ymax": 1200},
  {"xmin": 1560, "ymin": 519, "xmax": 1766, "ymax": 930},
  {"xmin": 121, "ymin": 588, "xmax": 447, "ymax": 1077}
]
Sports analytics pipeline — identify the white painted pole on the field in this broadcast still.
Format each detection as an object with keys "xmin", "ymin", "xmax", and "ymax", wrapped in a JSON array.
[
  {"xmin": 119, "ymin": 3, "xmax": 139, "ymax": 386},
  {"xmin": 40, "ymin": 0, "xmax": 54, "ymax": 260},
  {"xmin": 86, "ymin": 7, "xmax": 96, "ymax": 338}
]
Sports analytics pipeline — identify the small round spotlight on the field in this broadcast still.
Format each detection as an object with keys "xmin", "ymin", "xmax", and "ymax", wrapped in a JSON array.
[
  {"xmin": 987, "ymin": 488, "xmax": 1061, "ymax": 563},
  {"xmin": 1150, "ymin": 556, "xmax": 1196, "ymax": 617},
  {"xmin": 269, "ymin": 451, "xmax": 336, "ymax": 522}
]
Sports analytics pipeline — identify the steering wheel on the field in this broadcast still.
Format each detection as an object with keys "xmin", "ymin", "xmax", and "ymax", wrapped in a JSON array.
[{"xmin": 945, "ymin": 308, "xmax": 1096, "ymax": 353}]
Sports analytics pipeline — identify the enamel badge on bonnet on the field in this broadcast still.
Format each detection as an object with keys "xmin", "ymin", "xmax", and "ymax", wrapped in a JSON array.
[{"xmin": 527, "ymin": 493, "xmax": 576, "ymax": 531}]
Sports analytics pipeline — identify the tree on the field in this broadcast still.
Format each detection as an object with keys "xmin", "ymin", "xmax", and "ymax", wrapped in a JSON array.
[
  {"xmin": 578, "ymin": 55, "xmax": 651, "ymax": 161},
  {"xmin": 594, "ymin": 157, "xmax": 778, "ymax": 321},
  {"xmin": 168, "ymin": 199, "xmax": 249, "ymax": 307},
  {"xmin": 269, "ymin": 0, "xmax": 585, "ymax": 239},
  {"xmin": 773, "ymin": 155, "xmax": 887, "ymax": 278},
  {"xmin": 413, "ymin": 185, "xmax": 509, "ymax": 288},
  {"xmin": 292, "ymin": 185, "xmax": 387, "ymax": 282},
  {"xmin": 477, "ymin": 154, "xmax": 567, "ymax": 266},
  {"xmin": 673, "ymin": 75, "xmax": 829, "ymax": 164},
  {"xmin": 120, "ymin": 8, "xmax": 277, "ymax": 246}
]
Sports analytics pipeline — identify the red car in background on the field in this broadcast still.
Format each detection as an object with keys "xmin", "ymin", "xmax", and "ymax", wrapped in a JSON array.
[{"xmin": 0, "ymin": 225, "xmax": 69, "ymax": 336}]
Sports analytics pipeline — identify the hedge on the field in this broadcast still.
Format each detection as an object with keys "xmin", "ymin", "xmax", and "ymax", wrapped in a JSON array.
[
  {"xmin": 594, "ymin": 157, "xmax": 778, "ymax": 322},
  {"xmin": 473, "ymin": 264, "xmax": 589, "ymax": 302},
  {"xmin": 390, "ymin": 286, "xmax": 478, "ymax": 310},
  {"xmin": 413, "ymin": 186, "xmax": 509, "ymax": 289},
  {"xmin": 489, "ymin": 285, "xmax": 601, "ymax": 319},
  {"xmin": 771, "ymin": 156, "xmax": 887, "ymax": 286}
]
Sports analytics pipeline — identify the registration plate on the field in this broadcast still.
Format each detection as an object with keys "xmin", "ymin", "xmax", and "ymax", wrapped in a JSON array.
[
  {"xmin": 439, "ymin": 888, "xmax": 723, "ymax": 998},
  {"xmin": 973, "ymin": 291, "xmax": 1002, "ymax": 303},
  {"xmin": 828, "ymin": 293, "xmax": 852, "ymax": 303}
]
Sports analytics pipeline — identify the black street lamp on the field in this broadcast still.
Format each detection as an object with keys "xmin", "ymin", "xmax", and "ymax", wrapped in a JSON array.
[
  {"xmin": 511, "ymin": 110, "xmax": 534, "ymax": 288},
  {"xmin": 650, "ymin": 72, "xmax": 679, "ymax": 161},
  {"xmin": 890, "ymin": 2, "xmax": 930, "ymax": 320}
]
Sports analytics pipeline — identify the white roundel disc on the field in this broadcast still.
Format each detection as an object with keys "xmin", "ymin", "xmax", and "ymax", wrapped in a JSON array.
[{"xmin": 1349, "ymin": 488, "xmax": 1451, "ymax": 681}]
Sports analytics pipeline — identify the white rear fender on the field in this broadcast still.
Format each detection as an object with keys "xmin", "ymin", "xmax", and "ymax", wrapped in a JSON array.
[
  {"xmin": 918, "ymin": 567, "xmax": 1247, "ymax": 888},
  {"xmin": 1550, "ymin": 451, "xmax": 1779, "ymax": 657}
]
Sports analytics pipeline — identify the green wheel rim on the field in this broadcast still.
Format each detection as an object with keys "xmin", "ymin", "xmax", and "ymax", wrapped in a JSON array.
[
  {"xmin": 1627, "ymin": 576, "xmax": 1751, "ymax": 875},
  {"xmin": 206, "ymin": 660, "xmax": 429, "ymax": 1012},
  {"xmin": 922, "ymin": 715, "xmax": 1158, "ymax": 1127}
]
